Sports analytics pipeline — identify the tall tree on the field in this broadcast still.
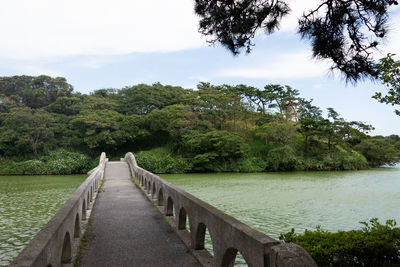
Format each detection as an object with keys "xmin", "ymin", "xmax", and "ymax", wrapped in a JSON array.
[
  {"xmin": 374, "ymin": 53, "xmax": 400, "ymax": 115},
  {"xmin": 195, "ymin": 83, "xmax": 246, "ymax": 129},
  {"xmin": 71, "ymin": 110, "xmax": 138, "ymax": 152},
  {"xmin": 320, "ymin": 108, "xmax": 353, "ymax": 152},
  {"xmin": 298, "ymin": 99, "xmax": 323, "ymax": 154},
  {"xmin": 0, "ymin": 75, "xmax": 74, "ymax": 108},
  {"xmin": 146, "ymin": 104, "xmax": 198, "ymax": 138},
  {"xmin": 263, "ymin": 84, "xmax": 300, "ymax": 117},
  {"xmin": 255, "ymin": 116, "xmax": 298, "ymax": 147},
  {"xmin": 354, "ymin": 137, "xmax": 400, "ymax": 166},
  {"xmin": 118, "ymin": 83, "xmax": 187, "ymax": 115},
  {"xmin": 0, "ymin": 107, "xmax": 56, "ymax": 155}
]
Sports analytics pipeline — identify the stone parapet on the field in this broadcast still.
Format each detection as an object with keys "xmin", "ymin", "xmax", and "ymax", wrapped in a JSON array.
[
  {"xmin": 9, "ymin": 152, "xmax": 107, "ymax": 267},
  {"xmin": 124, "ymin": 152, "xmax": 316, "ymax": 267}
]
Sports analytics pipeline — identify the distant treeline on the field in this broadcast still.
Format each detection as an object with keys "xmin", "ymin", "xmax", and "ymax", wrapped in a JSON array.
[{"xmin": 0, "ymin": 75, "xmax": 399, "ymax": 174}]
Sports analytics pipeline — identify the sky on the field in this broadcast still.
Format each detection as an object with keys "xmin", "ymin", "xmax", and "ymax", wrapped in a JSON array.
[{"xmin": 1, "ymin": 0, "xmax": 399, "ymax": 136}]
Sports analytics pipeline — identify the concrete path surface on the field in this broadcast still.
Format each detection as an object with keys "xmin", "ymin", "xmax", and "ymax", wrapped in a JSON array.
[{"xmin": 78, "ymin": 161, "xmax": 200, "ymax": 267}]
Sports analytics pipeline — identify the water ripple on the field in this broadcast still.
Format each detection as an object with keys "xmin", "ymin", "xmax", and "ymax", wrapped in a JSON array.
[
  {"xmin": 0, "ymin": 175, "xmax": 85, "ymax": 267},
  {"xmin": 163, "ymin": 166, "xmax": 400, "ymax": 265}
]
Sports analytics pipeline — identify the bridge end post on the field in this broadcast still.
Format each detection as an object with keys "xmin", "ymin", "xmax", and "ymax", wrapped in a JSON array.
[{"xmin": 266, "ymin": 243, "xmax": 317, "ymax": 267}]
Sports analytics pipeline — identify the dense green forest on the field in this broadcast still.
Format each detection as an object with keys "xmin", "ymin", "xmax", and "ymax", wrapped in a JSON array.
[{"xmin": 0, "ymin": 75, "xmax": 399, "ymax": 175}]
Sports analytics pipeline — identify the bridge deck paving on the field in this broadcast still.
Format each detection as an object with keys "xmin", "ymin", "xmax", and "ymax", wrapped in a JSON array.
[{"xmin": 78, "ymin": 161, "xmax": 200, "ymax": 267}]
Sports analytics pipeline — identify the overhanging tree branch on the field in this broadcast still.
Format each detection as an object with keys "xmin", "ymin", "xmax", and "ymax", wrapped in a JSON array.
[{"xmin": 194, "ymin": 0, "xmax": 398, "ymax": 82}]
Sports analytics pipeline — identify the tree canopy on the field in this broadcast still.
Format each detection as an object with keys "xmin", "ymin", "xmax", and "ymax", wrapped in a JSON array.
[{"xmin": 0, "ymin": 75, "xmax": 399, "ymax": 174}]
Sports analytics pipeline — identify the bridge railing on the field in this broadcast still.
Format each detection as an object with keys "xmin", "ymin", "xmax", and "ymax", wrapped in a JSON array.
[
  {"xmin": 9, "ymin": 152, "xmax": 107, "ymax": 267},
  {"xmin": 124, "ymin": 152, "xmax": 316, "ymax": 267}
]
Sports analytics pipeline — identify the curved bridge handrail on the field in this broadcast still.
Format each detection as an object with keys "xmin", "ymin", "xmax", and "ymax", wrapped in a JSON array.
[
  {"xmin": 124, "ymin": 152, "xmax": 316, "ymax": 267},
  {"xmin": 87, "ymin": 152, "xmax": 107, "ymax": 175},
  {"xmin": 9, "ymin": 152, "xmax": 107, "ymax": 267}
]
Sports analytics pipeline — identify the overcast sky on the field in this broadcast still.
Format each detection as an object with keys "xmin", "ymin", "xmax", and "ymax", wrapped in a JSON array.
[{"xmin": 1, "ymin": 0, "xmax": 399, "ymax": 135}]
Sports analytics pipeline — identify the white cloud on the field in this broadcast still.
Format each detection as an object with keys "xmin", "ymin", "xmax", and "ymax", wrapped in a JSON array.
[
  {"xmin": 218, "ymin": 51, "xmax": 334, "ymax": 79},
  {"xmin": 76, "ymin": 57, "xmax": 115, "ymax": 69},
  {"xmin": 382, "ymin": 13, "xmax": 400, "ymax": 56},
  {"xmin": 1, "ymin": 0, "xmax": 399, "ymax": 65},
  {"xmin": 279, "ymin": 0, "xmax": 322, "ymax": 32},
  {"xmin": 188, "ymin": 75, "xmax": 208, "ymax": 81},
  {"xmin": 279, "ymin": 2, "xmax": 400, "ymax": 58},
  {"xmin": 0, "ymin": 0, "xmax": 206, "ymax": 60}
]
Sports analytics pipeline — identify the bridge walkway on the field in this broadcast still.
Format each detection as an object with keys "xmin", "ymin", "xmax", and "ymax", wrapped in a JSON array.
[{"xmin": 78, "ymin": 161, "xmax": 200, "ymax": 267}]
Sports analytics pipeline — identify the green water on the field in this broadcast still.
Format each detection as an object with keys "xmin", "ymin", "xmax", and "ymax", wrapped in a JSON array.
[
  {"xmin": 1, "ymin": 169, "xmax": 399, "ymax": 266},
  {"xmin": 162, "ymin": 166, "xmax": 400, "ymax": 262},
  {"xmin": 0, "ymin": 175, "xmax": 86, "ymax": 267}
]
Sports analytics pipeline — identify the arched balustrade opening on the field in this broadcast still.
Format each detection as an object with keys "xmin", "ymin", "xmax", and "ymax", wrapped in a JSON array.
[
  {"xmin": 61, "ymin": 232, "xmax": 72, "ymax": 264},
  {"xmin": 74, "ymin": 213, "xmax": 80, "ymax": 238},
  {"xmin": 166, "ymin": 197, "xmax": 175, "ymax": 217},
  {"xmin": 87, "ymin": 192, "xmax": 90, "ymax": 209},
  {"xmin": 151, "ymin": 182, "xmax": 156, "ymax": 198},
  {"xmin": 147, "ymin": 181, "xmax": 151, "ymax": 193},
  {"xmin": 195, "ymin": 223, "xmax": 214, "ymax": 256},
  {"xmin": 221, "ymin": 248, "xmax": 249, "ymax": 267},
  {"xmin": 178, "ymin": 207, "xmax": 190, "ymax": 231},
  {"xmin": 82, "ymin": 199, "xmax": 87, "ymax": 220},
  {"xmin": 158, "ymin": 189, "xmax": 164, "ymax": 206}
]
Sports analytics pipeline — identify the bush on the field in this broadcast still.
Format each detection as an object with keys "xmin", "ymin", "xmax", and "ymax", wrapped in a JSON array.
[
  {"xmin": 187, "ymin": 156, "xmax": 266, "ymax": 173},
  {"xmin": 0, "ymin": 149, "xmax": 92, "ymax": 175},
  {"xmin": 180, "ymin": 130, "xmax": 247, "ymax": 171},
  {"xmin": 354, "ymin": 138, "xmax": 400, "ymax": 167},
  {"xmin": 295, "ymin": 148, "xmax": 368, "ymax": 171},
  {"xmin": 295, "ymin": 157, "xmax": 323, "ymax": 171},
  {"xmin": 231, "ymin": 157, "xmax": 266, "ymax": 172},
  {"xmin": 0, "ymin": 160, "xmax": 46, "ymax": 175},
  {"xmin": 135, "ymin": 147, "xmax": 192, "ymax": 173},
  {"xmin": 326, "ymin": 149, "xmax": 368, "ymax": 170},
  {"xmin": 43, "ymin": 149, "xmax": 92, "ymax": 174},
  {"xmin": 19, "ymin": 160, "xmax": 47, "ymax": 174},
  {"xmin": 265, "ymin": 145, "xmax": 298, "ymax": 171},
  {"xmin": 279, "ymin": 218, "xmax": 400, "ymax": 266}
]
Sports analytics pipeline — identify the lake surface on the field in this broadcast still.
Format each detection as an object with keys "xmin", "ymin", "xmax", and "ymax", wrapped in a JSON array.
[
  {"xmin": 162, "ymin": 165, "xmax": 400, "ymax": 258},
  {"xmin": 1, "ymin": 168, "xmax": 399, "ymax": 266},
  {"xmin": 0, "ymin": 175, "xmax": 86, "ymax": 267}
]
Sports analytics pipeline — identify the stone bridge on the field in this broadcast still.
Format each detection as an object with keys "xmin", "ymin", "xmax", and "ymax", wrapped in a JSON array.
[{"xmin": 9, "ymin": 152, "xmax": 316, "ymax": 267}]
